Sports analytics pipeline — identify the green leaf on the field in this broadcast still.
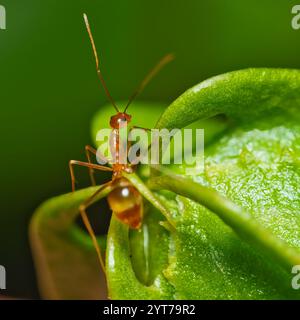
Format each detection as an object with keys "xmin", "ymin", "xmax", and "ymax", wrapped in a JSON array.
[
  {"xmin": 106, "ymin": 214, "xmax": 174, "ymax": 299},
  {"xmin": 30, "ymin": 69, "xmax": 300, "ymax": 300},
  {"xmin": 147, "ymin": 119, "xmax": 300, "ymax": 299},
  {"xmin": 107, "ymin": 69, "xmax": 300, "ymax": 299},
  {"xmin": 149, "ymin": 171, "xmax": 300, "ymax": 273},
  {"xmin": 156, "ymin": 68, "xmax": 300, "ymax": 129},
  {"xmin": 29, "ymin": 186, "xmax": 111, "ymax": 299}
]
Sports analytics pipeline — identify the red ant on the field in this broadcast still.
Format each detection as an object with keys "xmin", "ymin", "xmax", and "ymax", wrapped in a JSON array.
[{"xmin": 69, "ymin": 14, "xmax": 173, "ymax": 272}]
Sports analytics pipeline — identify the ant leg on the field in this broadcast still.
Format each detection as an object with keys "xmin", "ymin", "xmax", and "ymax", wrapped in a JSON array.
[
  {"xmin": 85, "ymin": 145, "xmax": 112, "ymax": 186},
  {"xmin": 69, "ymin": 160, "xmax": 112, "ymax": 192},
  {"xmin": 79, "ymin": 181, "xmax": 113, "ymax": 274},
  {"xmin": 85, "ymin": 145, "xmax": 98, "ymax": 186},
  {"xmin": 131, "ymin": 126, "xmax": 151, "ymax": 132}
]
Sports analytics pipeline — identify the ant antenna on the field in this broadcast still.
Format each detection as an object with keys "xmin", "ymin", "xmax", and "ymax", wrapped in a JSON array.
[
  {"xmin": 83, "ymin": 13, "xmax": 119, "ymax": 112},
  {"xmin": 124, "ymin": 53, "xmax": 174, "ymax": 113}
]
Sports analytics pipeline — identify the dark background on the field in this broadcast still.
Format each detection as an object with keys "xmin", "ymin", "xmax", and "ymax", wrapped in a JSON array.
[{"xmin": 0, "ymin": 0, "xmax": 300, "ymax": 298}]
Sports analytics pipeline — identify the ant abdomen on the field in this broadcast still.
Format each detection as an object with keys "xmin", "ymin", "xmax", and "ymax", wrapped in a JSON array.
[{"xmin": 107, "ymin": 178, "xmax": 143, "ymax": 229}]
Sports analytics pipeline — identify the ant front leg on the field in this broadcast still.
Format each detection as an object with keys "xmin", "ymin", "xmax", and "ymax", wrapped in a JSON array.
[
  {"xmin": 69, "ymin": 160, "xmax": 112, "ymax": 192},
  {"xmin": 131, "ymin": 126, "xmax": 151, "ymax": 132},
  {"xmin": 85, "ymin": 145, "xmax": 97, "ymax": 186},
  {"xmin": 85, "ymin": 145, "xmax": 113, "ymax": 186}
]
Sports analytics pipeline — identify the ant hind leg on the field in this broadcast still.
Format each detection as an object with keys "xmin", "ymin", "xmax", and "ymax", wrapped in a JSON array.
[{"xmin": 79, "ymin": 181, "xmax": 112, "ymax": 274}]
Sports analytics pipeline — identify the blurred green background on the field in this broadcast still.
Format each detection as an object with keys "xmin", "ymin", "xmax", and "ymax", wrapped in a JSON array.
[{"xmin": 0, "ymin": 0, "xmax": 300, "ymax": 298}]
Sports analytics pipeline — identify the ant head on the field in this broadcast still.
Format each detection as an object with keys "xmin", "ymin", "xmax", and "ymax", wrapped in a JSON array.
[{"xmin": 110, "ymin": 112, "xmax": 132, "ymax": 129}]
